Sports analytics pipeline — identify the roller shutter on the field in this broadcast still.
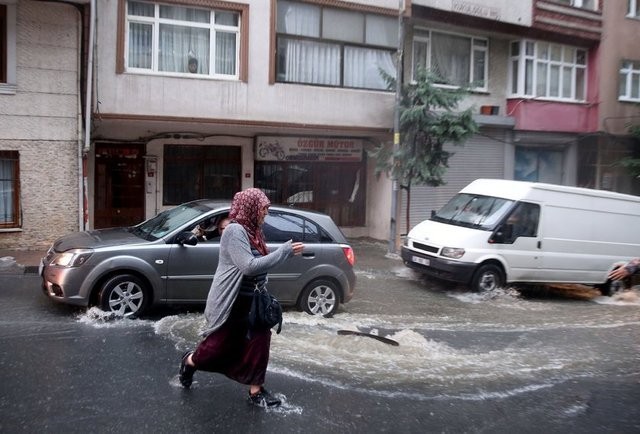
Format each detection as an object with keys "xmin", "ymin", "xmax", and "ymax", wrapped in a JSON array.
[{"xmin": 400, "ymin": 128, "xmax": 509, "ymax": 234}]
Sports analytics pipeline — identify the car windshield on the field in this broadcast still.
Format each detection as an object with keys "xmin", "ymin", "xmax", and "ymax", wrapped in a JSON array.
[
  {"xmin": 131, "ymin": 202, "xmax": 211, "ymax": 241},
  {"xmin": 431, "ymin": 193, "xmax": 514, "ymax": 230}
]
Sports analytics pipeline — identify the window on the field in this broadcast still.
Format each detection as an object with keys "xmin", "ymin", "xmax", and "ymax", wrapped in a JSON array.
[
  {"xmin": 125, "ymin": 1, "xmax": 241, "ymax": 78},
  {"xmin": 555, "ymin": 0, "xmax": 598, "ymax": 10},
  {"xmin": 263, "ymin": 212, "xmax": 325, "ymax": 243},
  {"xmin": 500, "ymin": 202, "xmax": 540, "ymax": 244},
  {"xmin": 515, "ymin": 147, "xmax": 563, "ymax": 184},
  {"xmin": 255, "ymin": 161, "xmax": 365, "ymax": 226},
  {"xmin": 275, "ymin": 0, "xmax": 397, "ymax": 90},
  {"xmin": 619, "ymin": 60, "xmax": 640, "ymax": 102},
  {"xmin": 628, "ymin": 0, "xmax": 640, "ymax": 17},
  {"xmin": 0, "ymin": 2, "xmax": 16, "ymax": 94},
  {"xmin": 412, "ymin": 30, "xmax": 487, "ymax": 89},
  {"xmin": 509, "ymin": 40, "xmax": 586, "ymax": 101},
  {"xmin": 163, "ymin": 145, "xmax": 241, "ymax": 205},
  {"xmin": 0, "ymin": 151, "xmax": 20, "ymax": 228}
]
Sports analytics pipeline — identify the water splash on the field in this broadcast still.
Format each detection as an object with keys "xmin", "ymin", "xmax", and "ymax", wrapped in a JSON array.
[{"xmin": 76, "ymin": 307, "xmax": 152, "ymax": 328}]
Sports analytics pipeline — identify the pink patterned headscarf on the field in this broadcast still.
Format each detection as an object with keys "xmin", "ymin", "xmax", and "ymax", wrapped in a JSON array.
[{"xmin": 229, "ymin": 188, "xmax": 270, "ymax": 256}]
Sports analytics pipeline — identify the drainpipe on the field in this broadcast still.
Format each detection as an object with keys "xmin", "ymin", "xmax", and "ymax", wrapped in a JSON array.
[
  {"xmin": 81, "ymin": 0, "xmax": 96, "ymax": 231},
  {"xmin": 75, "ymin": 6, "xmax": 84, "ymax": 232},
  {"xmin": 389, "ymin": 0, "xmax": 405, "ymax": 255}
]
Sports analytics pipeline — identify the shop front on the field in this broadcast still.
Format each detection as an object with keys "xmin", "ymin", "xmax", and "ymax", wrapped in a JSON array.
[{"xmin": 254, "ymin": 136, "xmax": 366, "ymax": 227}]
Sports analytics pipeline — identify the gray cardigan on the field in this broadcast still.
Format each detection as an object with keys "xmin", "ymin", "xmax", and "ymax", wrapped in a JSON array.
[{"xmin": 201, "ymin": 222, "xmax": 293, "ymax": 336}]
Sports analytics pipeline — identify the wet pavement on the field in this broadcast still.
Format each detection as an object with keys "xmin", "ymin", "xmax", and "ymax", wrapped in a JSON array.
[{"xmin": 1, "ymin": 239, "xmax": 639, "ymax": 433}]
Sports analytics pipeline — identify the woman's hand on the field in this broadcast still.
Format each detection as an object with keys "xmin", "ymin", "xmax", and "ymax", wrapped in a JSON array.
[
  {"xmin": 609, "ymin": 266, "xmax": 630, "ymax": 281},
  {"xmin": 291, "ymin": 242, "xmax": 305, "ymax": 255}
]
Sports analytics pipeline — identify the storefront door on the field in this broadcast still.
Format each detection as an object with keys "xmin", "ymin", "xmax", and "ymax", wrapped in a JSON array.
[{"xmin": 94, "ymin": 143, "xmax": 145, "ymax": 228}]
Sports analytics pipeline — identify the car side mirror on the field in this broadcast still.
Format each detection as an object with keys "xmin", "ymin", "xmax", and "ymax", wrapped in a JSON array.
[{"xmin": 176, "ymin": 231, "xmax": 198, "ymax": 246}]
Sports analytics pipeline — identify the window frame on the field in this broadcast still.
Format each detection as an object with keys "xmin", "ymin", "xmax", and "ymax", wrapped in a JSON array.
[
  {"xmin": 628, "ymin": 0, "xmax": 640, "ymax": 18},
  {"xmin": 0, "ymin": 150, "xmax": 20, "ymax": 229},
  {"xmin": 0, "ymin": 2, "xmax": 17, "ymax": 94},
  {"xmin": 508, "ymin": 39, "xmax": 587, "ymax": 102},
  {"xmin": 274, "ymin": 0, "xmax": 397, "ymax": 91},
  {"xmin": 618, "ymin": 60, "xmax": 640, "ymax": 102},
  {"xmin": 554, "ymin": 0, "xmax": 599, "ymax": 11},
  {"xmin": 117, "ymin": 0, "xmax": 248, "ymax": 81},
  {"xmin": 411, "ymin": 28, "xmax": 488, "ymax": 91}
]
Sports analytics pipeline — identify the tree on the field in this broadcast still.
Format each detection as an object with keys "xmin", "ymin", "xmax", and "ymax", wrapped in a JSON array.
[
  {"xmin": 617, "ymin": 116, "xmax": 640, "ymax": 179},
  {"xmin": 369, "ymin": 68, "xmax": 478, "ymax": 231}
]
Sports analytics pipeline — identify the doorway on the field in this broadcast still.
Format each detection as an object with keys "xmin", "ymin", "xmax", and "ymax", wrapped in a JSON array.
[{"xmin": 94, "ymin": 143, "xmax": 145, "ymax": 228}]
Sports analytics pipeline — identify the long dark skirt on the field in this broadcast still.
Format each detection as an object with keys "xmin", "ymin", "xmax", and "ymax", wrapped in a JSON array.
[{"xmin": 191, "ymin": 295, "xmax": 271, "ymax": 386}]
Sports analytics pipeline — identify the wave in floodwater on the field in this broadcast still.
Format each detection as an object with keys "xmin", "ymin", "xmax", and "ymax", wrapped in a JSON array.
[
  {"xmin": 147, "ymin": 308, "xmax": 639, "ymax": 401},
  {"xmin": 74, "ymin": 286, "xmax": 640, "ymax": 402}
]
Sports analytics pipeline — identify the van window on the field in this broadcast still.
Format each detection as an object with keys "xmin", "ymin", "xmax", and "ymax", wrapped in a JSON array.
[
  {"xmin": 432, "ymin": 193, "xmax": 514, "ymax": 230},
  {"xmin": 499, "ymin": 202, "xmax": 540, "ymax": 243}
]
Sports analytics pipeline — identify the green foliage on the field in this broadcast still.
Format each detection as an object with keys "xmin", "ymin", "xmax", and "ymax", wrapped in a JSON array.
[
  {"xmin": 619, "ymin": 111, "xmax": 640, "ymax": 178},
  {"xmin": 370, "ymin": 68, "xmax": 478, "ymax": 188}
]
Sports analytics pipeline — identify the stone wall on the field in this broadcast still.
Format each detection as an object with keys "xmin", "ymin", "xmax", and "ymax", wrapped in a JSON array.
[{"xmin": 0, "ymin": 1, "xmax": 81, "ymax": 249}]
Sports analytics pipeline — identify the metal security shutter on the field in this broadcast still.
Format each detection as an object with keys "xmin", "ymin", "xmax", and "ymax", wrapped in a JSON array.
[{"xmin": 400, "ymin": 128, "xmax": 508, "ymax": 234}]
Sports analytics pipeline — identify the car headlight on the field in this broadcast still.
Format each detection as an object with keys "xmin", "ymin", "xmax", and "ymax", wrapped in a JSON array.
[
  {"xmin": 441, "ymin": 247, "xmax": 465, "ymax": 259},
  {"xmin": 50, "ymin": 249, "xmax": 94, "ymax": 267}
]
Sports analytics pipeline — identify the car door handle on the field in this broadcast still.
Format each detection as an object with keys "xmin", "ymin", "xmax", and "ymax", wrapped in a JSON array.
[{"xmin": 302, "ymin": 252, "xmax": 315, "ymax": 258}]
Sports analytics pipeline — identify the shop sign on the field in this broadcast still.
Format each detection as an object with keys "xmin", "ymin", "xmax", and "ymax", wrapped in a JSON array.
[{"xmin": 255, "ymin": 136, "xmax": 363, "ymax": 162}]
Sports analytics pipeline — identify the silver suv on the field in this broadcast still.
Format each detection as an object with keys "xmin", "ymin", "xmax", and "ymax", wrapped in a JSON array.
[{"xmin": 41, "ymin": 200, "xmax": 356, "ymax": 318}]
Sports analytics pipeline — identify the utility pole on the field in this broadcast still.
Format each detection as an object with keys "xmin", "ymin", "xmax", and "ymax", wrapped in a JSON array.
[{"xmin": 389, "ymin": 0, "xmax": 405, "ymax": 255}]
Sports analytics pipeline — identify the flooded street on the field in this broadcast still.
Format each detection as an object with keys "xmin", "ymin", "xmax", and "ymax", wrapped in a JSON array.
[
  {"xmin": 1, "ymin": 239, "xmax": 639, "ymax": 432},
  {"xmin": 153, "ymin": 239, "xmax": 640, "ymax": 405}
]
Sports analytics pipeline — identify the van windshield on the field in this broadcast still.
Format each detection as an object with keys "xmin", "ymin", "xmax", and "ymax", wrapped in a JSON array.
[{"xmin": 431, "ymin": 193, "xmax": 514, "ymax": 230}]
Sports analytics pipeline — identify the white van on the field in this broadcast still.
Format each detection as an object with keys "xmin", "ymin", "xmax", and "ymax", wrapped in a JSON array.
[{"xmin": 401, "ymin": 179, "xmax": 640, "ymax": 294}]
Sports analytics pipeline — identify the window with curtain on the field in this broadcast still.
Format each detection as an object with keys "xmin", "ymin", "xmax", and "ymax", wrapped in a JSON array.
[
  {"xmin": 629, "ymin": 0, "xmax": 640, "ymax": 17},
  {"xmin": 619, "ymin": 60, "xmax": 640, "ymax": 102},
  {"xmin": 509, "ymin": 40, "xmax": 586, "ymax": 101},
  {"xmin": 275, "ymin": 0, "xmax": 397, "ymax": 90},
  {"xmin": 411, "ymin": 30, "xmax": 487, "ymax": 89},
  {"xmin": 0, "ymin": 151, "xmax": 19, "ymax": 228},
  {"xmin": 163, "ymin": 145, "xmax": 241, "ymax": 205},
  {"xmin": 126, "ymin": 1, "xmax": 240, "ymax": 78}
]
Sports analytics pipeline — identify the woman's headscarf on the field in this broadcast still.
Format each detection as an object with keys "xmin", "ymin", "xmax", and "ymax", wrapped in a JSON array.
[{"xmin": 229, "ymin": 188, "xmax": 270, "ymax": 256}]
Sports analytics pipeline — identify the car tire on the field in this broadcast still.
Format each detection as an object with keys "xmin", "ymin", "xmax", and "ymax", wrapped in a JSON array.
[
  {"xmin": 98, "ymin": 274, "xmax": 150, "ymax": 318},
  {"xmin": 298, "ymin": 279, "xmax": 340, "ymax": 317},
  {"xmin": 470, "ymin": 264, "xmax": 504, "ymax": 292}
]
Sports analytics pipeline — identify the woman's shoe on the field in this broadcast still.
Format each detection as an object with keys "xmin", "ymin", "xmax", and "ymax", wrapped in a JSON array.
[
  {"xmin": 248, "ymin": 387, "xmax": 281, "ymax": 407},
  {"xmin": 178, "ymin": 351, "xmax": 196, "ymax": 388}
]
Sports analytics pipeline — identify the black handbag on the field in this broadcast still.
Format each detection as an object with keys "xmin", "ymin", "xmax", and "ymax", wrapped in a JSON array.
[{"xmin": 248, "ymin": 285, "xmax": 283, "ymax": 334}]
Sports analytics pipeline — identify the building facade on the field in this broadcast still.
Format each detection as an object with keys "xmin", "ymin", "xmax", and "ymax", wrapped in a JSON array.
[
  {"xmin": 1, "ymin": 0, "xmax": 638, "ymax": 249},
  {"xmin": 0, "ymin": 0, "xmax": 85, "ymax": 249}
]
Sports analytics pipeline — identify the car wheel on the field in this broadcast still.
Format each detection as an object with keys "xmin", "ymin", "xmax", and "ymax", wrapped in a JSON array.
[
  {"xmin": 299, "ymin": 279, "xmax": 340, "ymax": 317},
  {"xmin": 471, "ymin": 264, "xmax": 504, "ymax": 292},
  {"xmin": 98, "ymin": 274, "xmax": 149, "ymax": 318}
]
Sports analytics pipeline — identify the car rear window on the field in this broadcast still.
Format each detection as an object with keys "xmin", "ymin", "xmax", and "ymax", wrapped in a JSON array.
[{"xmin": 263, "ymin": 212, "xmax": 325, "ymax": 243}]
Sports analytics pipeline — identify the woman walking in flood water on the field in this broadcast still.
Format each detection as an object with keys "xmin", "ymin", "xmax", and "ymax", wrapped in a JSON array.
[{"xmin": 178, "ymin": 188, "xmax": 304, "ymax": 407}]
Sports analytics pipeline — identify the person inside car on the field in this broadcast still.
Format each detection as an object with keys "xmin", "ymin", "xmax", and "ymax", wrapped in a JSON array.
[{"xmin": 192, "ymin": 216, "xmax": 230, "ymax": 241}]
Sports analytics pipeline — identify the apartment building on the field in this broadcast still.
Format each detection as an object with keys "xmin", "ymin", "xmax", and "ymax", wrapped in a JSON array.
[
  {"xmin": 1, "ymin": 0, "xmax": 638, "ymax": 248},
  {"xmin": 0, "ymin": 0, "xmax": 87, "ymax": 249}
]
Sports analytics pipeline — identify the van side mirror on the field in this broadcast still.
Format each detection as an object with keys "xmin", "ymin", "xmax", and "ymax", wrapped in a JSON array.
[
  {"xmin": 176, "ymin": 231, "xmax": 198, "ymax": 246},
  {"xmin": 489, "ymin": 224, "xmax": 513, "ymax": 244}
]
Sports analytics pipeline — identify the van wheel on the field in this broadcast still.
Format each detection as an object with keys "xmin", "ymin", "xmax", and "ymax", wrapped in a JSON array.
[{"xmin": 471, "ymin": 264, "xmax": 504, "ymax": 292}]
